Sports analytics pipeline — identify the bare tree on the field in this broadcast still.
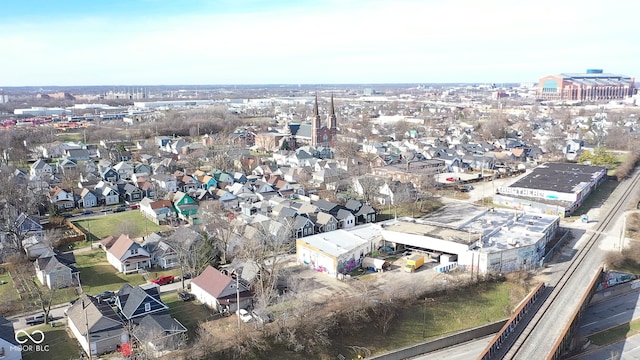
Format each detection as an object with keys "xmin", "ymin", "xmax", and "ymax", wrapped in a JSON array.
[
  {"xmin": 167, "ymin": 229, "xmax": 219, "ymax": 289},
  {"xmin": 238, "ymin": 221, "xmax": 293, "ymax": 309},
  {"xmin": 134, "ymin": 325, "xmax": 187, "ymax": 358},
  {"xmin": 353, "ymin": 176, "xmax": 382, "ymax": 206},
  {"xmin": 199, "ymin": 201, "xmax": 240, "ymax": 265},
  {"xmin": 480, "ymin": 117, "xmax": 508, "ymax": 140},
  {"xmin": 29, "ymin": 278, "xmax": 57, "ymax": 325}
]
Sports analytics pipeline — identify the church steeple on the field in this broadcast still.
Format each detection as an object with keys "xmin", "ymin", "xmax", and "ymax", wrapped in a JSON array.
[
  {"xmin": 329, "ymin": 93, "xmax": 337, "ymax": 129},
  {"xmin": 311, "ymin": 93, "xmax": 320, "ymax": 147},
  {"xmin": 314, "ymin": 94, "xmax": 321, "ymax": 129}
]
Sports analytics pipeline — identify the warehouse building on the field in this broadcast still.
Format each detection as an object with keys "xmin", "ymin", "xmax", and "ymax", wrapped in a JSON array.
[
  {"xmin": 380, "ymin": 204, "xmax": 559, "ymax": 274},
  {"xmin": 296, "ymin": 223, "xmax": 382, "ymax": 277},
  {"xmin": 493, "ymin": 162, "xmax": 607, "ymax": 217}
]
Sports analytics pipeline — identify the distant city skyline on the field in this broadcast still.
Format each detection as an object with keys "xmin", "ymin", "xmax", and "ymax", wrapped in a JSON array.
[{"xmin": 2, "ymin": 0, "xmax": 639, "ymax": 87}]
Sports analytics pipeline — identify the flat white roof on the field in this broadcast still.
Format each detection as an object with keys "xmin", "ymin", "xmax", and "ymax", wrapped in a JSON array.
[
  {"xmin": 298, "ymin": 229, "xmax": 368, "ymax": 258},
  {"xmin": 387, "ymin": 203, "xmax": 558, "ymax": 253}
]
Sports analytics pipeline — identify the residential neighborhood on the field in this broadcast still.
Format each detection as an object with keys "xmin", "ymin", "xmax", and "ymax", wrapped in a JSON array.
[{"xmin": 0, "ymin": 75, "xmax": 639, "ymax": 360}]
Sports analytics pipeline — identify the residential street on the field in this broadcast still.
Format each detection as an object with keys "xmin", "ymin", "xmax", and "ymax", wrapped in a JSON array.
[{"xmin": 8, "ymin": 279, "xmax": 190, "ymax": 331}]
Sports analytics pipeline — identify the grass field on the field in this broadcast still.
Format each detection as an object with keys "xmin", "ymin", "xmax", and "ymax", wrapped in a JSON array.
[
  {"xmin": 264, "ymin": 281, "xmax": 520, "ymax": 359},
  {"xmin": 73, "ymin": 211, "xmax": 166, "ymax": 240},
  {"xmin": 20, "ymin": 324, "xmax": 78, "ymax": 360},
  {"xmin": 75, "ymin": 250, "xmax": 147, "ymax": 296},
  {"xmin": 0, "ymin": 268, "xmax": 18, "ymax": 302},
  {"xmin": 334, "ymin": 281, "xmax": 514, "ymax": 355},
  {"xmin": 162, "ymin": 292, "xmax": 216, "ymax": 342},
  {"xmin": 588, "ymin": 318, "xmax": 640, "ymax": 346}
]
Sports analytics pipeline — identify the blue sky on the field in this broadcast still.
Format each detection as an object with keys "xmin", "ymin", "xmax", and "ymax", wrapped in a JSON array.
[{"xmin": 1, "ymin": 0, "xmax": 639, "ymax": 86}]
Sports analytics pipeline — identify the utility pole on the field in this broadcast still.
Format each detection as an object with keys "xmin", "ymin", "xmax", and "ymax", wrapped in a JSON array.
[
  {"xmin": 83, "ymin": 298, "xmax": 93, "ymax": 360},
  {"xmin": 236, "ymin": 274, "xmax": 241, "ymax": 328}
]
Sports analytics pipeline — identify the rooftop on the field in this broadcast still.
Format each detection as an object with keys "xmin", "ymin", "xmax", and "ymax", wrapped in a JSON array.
[
  {"xmin": 506, "ymin": 162, "xmax": 606, "ymax": 194},
  {"xmin": 383, "ymin": 203, "xmax": 559, "ymax": 253},
  {"xmin": 298, "ymin": 229, "xmax": 368, "ymax": 258}
]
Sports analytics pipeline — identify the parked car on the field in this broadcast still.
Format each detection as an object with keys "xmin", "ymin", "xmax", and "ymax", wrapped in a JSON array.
[
  {"xmin": 113, "ymin": 205, "xmax": 127, "ymax": 213},
  {"xmin": 236, "ymin": 309, "xmax": 253, "ymax": 323},
  {"xmin": 178, "ymin": 291, "xmax": 194, "ymax": 301},
  {"xmin": 82, "ymin": 210, "xmax": 94, "ymax": 215},
  {"xmin": 95, "ymin": 290, "xmax": 116, "ymax": 304},
  {"xmin": 251, "ymin": 309, "xmax": 274, "ymax": 324},
  {"xmin": 25, "ymin": 313, "xmax": 53, "ymax": 326},
  {"xmin": 151, "ymin": 275, "xmax": 175, "ymax": 286}
]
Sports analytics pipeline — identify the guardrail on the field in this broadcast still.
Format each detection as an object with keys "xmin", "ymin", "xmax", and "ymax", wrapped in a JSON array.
[
  {"xmin": 477, "ymin": 282, "xmax": 546, "ymax": 360},
  {"xmin": 546, "ymin": 266, "xmax": 603, "ymax": 360}
]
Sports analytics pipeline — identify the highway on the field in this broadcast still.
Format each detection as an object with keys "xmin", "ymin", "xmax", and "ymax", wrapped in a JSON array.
[
  {"xmin": 578, "ymin": 289, "xmax": 640, "ymax": 338},
  {"xmin": 572, "ymin": 334, "xmax": 640, "ymax": 360},
  {"xmin": 504, "ymin": 171, "xmax": 640, "ymax": 360}
]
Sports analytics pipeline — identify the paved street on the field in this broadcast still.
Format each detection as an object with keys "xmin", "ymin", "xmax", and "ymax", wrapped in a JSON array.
[
  {"xmin": 572, "ymin": 334, "xmax": 640, "ymax": 360},
  {"xmin": 578, "ymin": 290, "xmax": 640, "ymax": 338}
]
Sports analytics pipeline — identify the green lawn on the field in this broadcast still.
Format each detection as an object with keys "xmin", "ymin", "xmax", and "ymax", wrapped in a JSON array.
[
  {"xmin": 0, "ymin": 268, "xmax": 18, "ymax": 301},
  {"xmin": 588, "ymin": 318, "xmax": 640, "ymax": 346},
  {"xmin": 73, "ymin": 250, "xmax": 177, "ymax": 297},
  {"xmin": 162, "ymin": 292, "xmax": 216, "ymax": 343},
  {"xmin": 72, "ymin": 211, "xmax": 166, "ymax": 240},
  {"xmin": 75, "ymin": 250, "xmax": 146, "ymax": 296},
  {"xmin": 19, "ymin": 324, "xmax": 79, "ymax": 360},
  {"xmin": 332, "ymin": 281, "xmax": 514, "ymax": 355}
]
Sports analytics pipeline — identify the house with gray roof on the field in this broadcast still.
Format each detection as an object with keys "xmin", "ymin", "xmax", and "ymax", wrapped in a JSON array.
[
  {"xmin": 131, "ymin": 313, "xmax": 187, "ymax": 352},
  {"xmin": 35, "ymin": 252, "xmax": 79, "ymax": 289},
  {"xmin": 30, "ymin": 159, "xmax": 53, "ymax": 178},
  {"xmin": 0, "ymin": 315, "xmax": 21, "ymax": 360},
  {"xmin": 115, "ymin": 284, "xmax": 169, "ymax": 321},
  {"xmin": 67, "ymin": 295, "xmax": 126, "ymax": 357}
]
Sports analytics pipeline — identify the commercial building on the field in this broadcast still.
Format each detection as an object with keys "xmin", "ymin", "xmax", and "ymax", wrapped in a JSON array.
[
  {"xmin": 537, "ymin": 69, "xmax": 635, "ymax": 101},
  {"xmin": 380, "ymin": 204, "xmax": 560, "ymax": 274},
  {"xmin": 296, "ymin": 223, "xmax": 382, "ymax": 277},
  {"xmin": 493, "ymin": 162, "xmax": 607, "ymax": 217}
]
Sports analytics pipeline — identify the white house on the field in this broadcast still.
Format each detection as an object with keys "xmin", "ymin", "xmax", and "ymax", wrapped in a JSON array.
[
  {"xmin": 30, "ymin": 159, "xmax": 53, "ymax": 178},
  {"xmin": 22, "ymin": 236, "xmax": 53, "ymax": 260},
  {"xmin": 35, "ymin": 253, "xmax": 79, "ymax": 289},
  {"xmin": 106, "ymin": 234, "xmax": 151, "ymax": 274},
  {"xmin": 50, "ymin": 187, "xmax": 75, "ymax": 209},
  {"xmin": 139, "ymin": 198, "xmax": 175, "ymax": 225},
  {"xmin": 67, "ymin": 295, "xmax": 127, "ymax": 357},
  {"xmin": 150, "ymin": 174, "xmax": 178, "ymax": 193},
  {"xmin": 113, "ymin": 161, "xmax": 135, "ymax": 180},
  {"xmin": 0, "ymin": 316, "xmax": 22, "ymax": 360}
]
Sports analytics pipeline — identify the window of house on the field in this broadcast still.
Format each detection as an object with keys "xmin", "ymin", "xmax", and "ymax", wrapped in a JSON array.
[
  {"xmin": 145, "ymin": 303, "xmax": 151, "ymax": 312},
  {"xmin": 131, "ymin": 248, "xmax": 138, "ymax": 255}
]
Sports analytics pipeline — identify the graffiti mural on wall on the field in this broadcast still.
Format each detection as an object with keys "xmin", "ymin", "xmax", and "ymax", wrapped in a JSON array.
[
  {"xmin": 337, "ymin": 255, "xmax": 363, "ymax": 275},
  {"xmin": 596, "ymin": 271, "xmax": 637, "ymax": 291},
  {"xmin": 301, "ymin": 252, "xmax": 329, "ymax": 273}
]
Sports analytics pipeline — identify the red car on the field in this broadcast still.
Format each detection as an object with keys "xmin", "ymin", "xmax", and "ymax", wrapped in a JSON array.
[{"xmin": 151, "ymin": 275, "xmax": 174, "ymax": 285}]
